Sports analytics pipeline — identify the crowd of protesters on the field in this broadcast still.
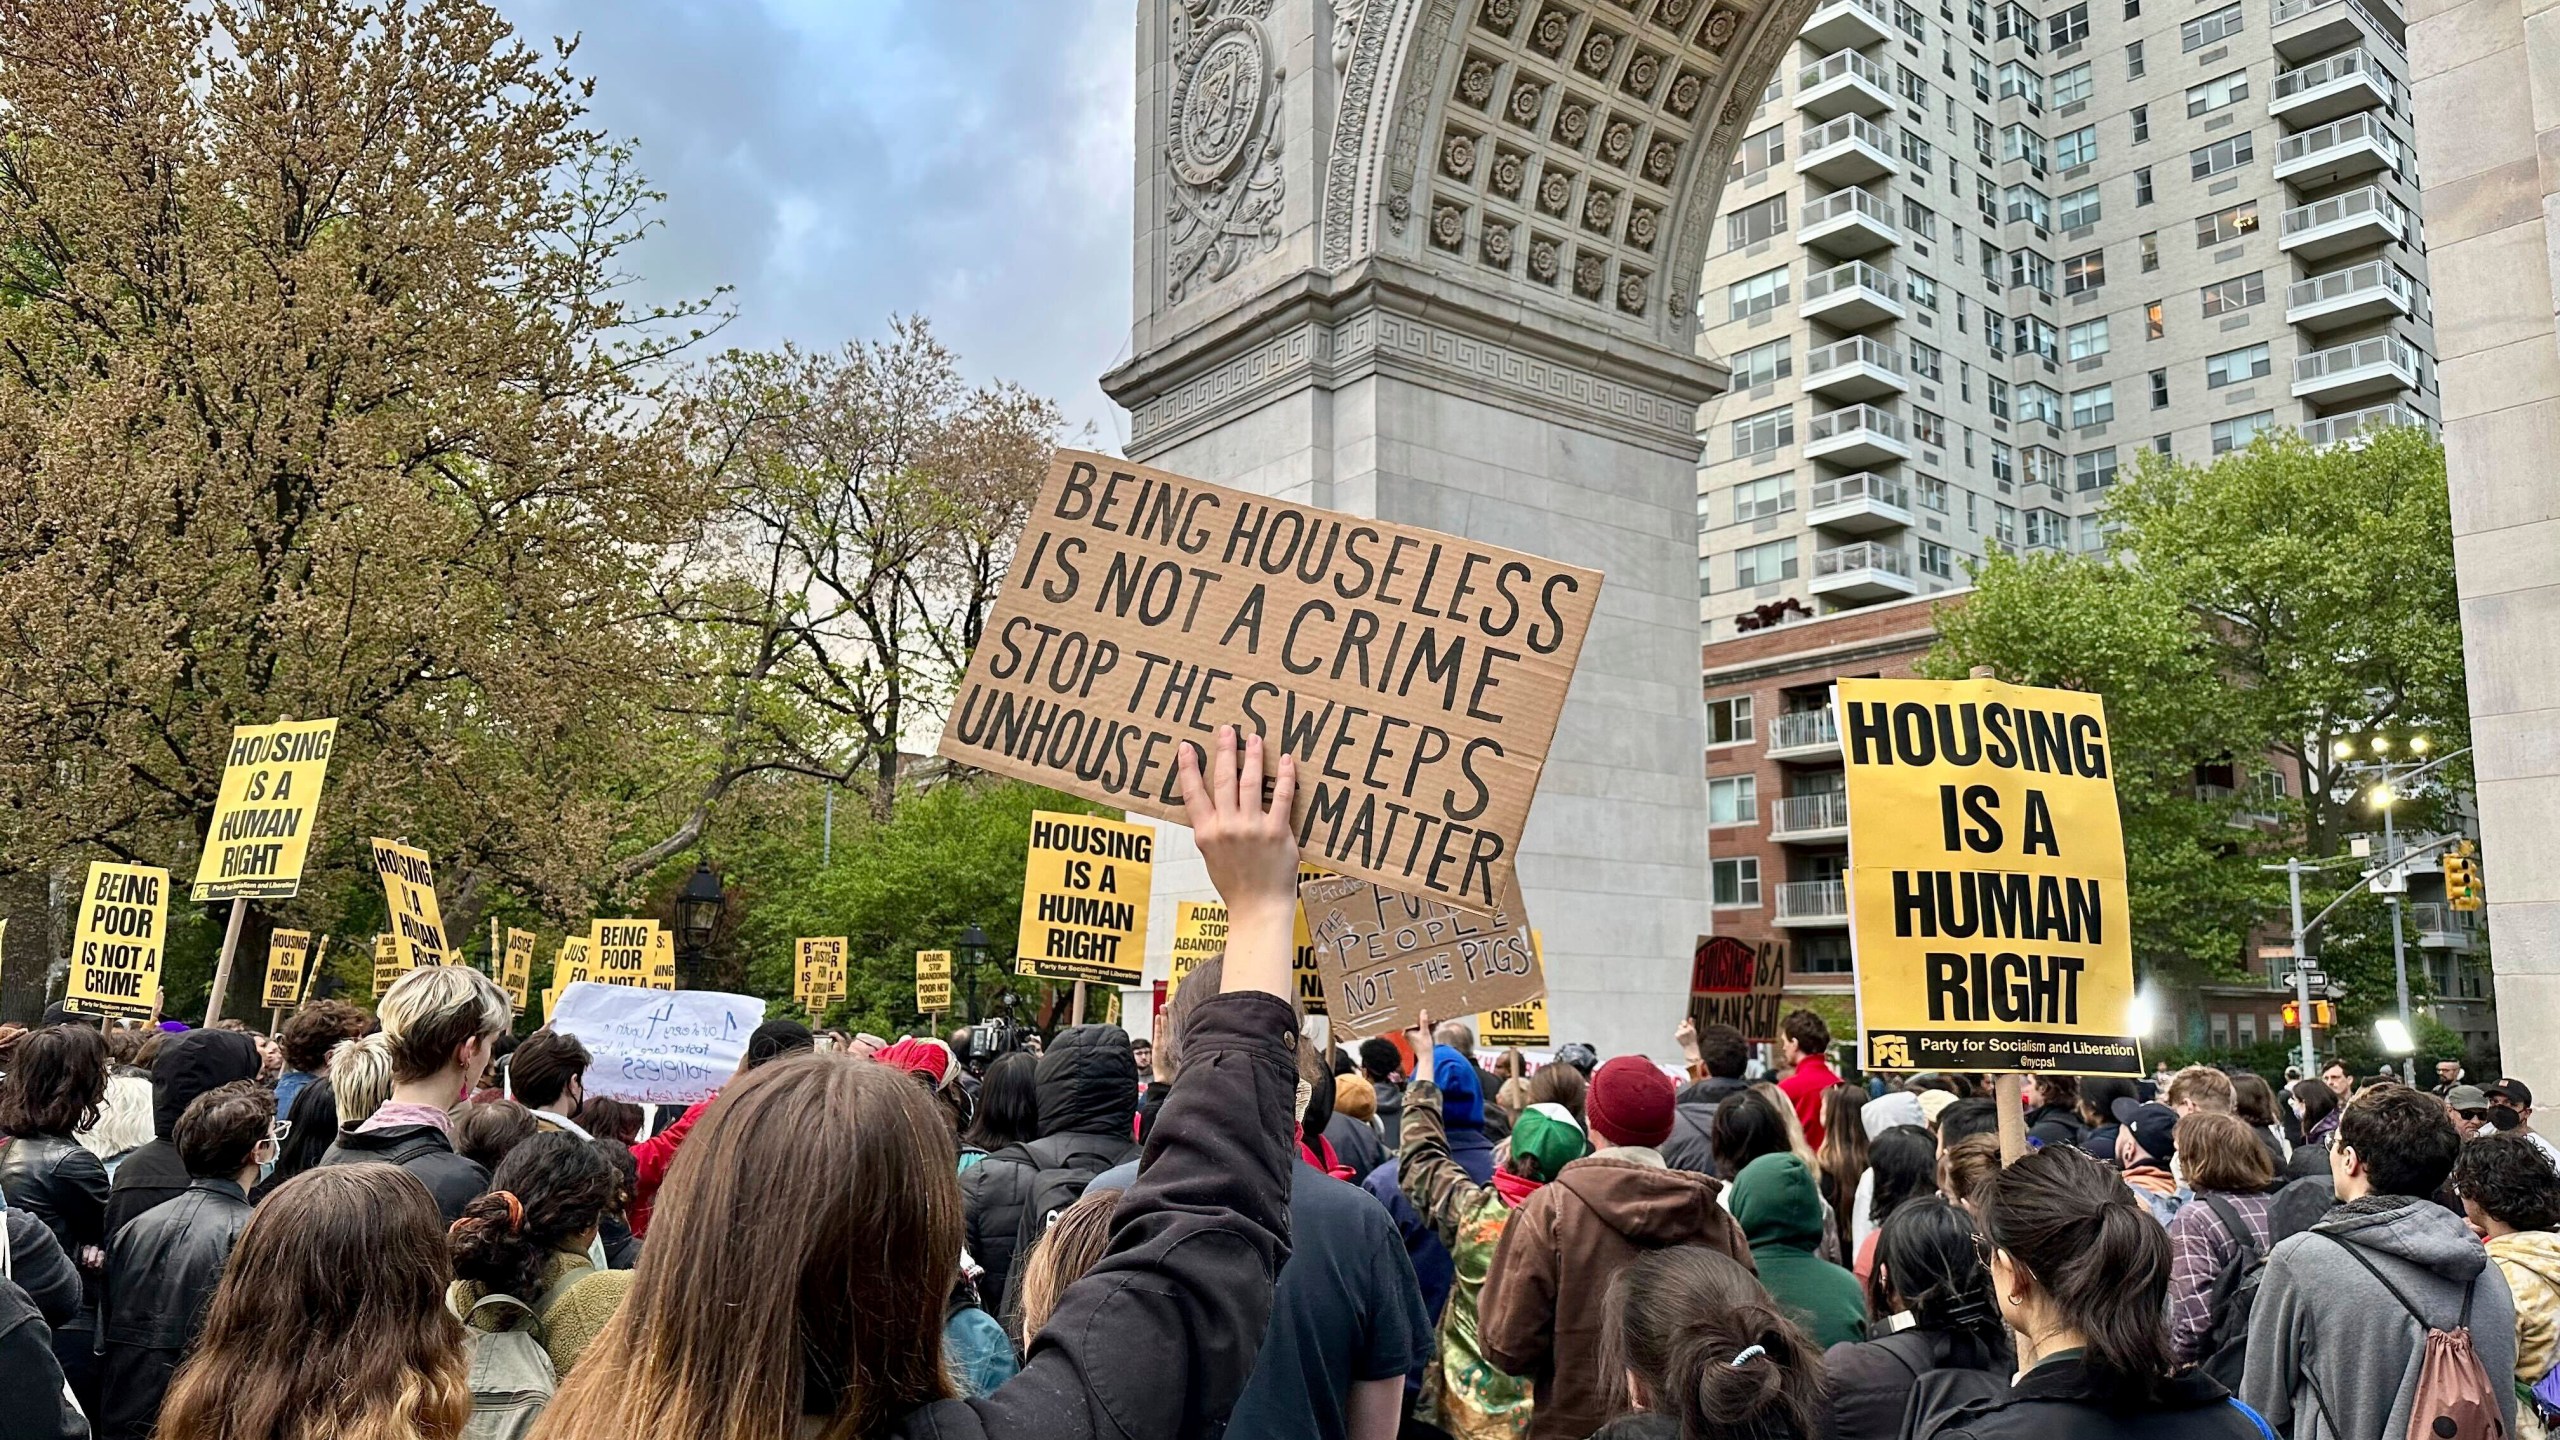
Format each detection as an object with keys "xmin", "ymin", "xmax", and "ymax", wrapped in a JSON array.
[{"xmin": 0, "ymin": 726, "xmax": 2552, "ymax": 1440}]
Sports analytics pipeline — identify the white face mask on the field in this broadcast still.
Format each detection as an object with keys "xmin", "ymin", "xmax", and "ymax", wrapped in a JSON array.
[{"xmin": 587, "ymin": 1232, "xmax": 610, "ymax": 1273}]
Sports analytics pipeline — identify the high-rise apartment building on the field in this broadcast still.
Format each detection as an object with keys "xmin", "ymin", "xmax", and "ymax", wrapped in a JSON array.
[{"xmin": 1692, "ymin": 0, "xmax": 2438, "ymax": 637}]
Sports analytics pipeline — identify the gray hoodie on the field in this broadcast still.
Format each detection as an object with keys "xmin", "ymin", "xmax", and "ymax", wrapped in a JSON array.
[{"xmin": 2241, "ymin": 1193, "xmax": 2518, "ymax": 1440}]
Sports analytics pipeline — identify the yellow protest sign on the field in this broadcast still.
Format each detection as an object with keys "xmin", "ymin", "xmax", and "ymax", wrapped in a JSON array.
[
  {"xmin": 916, "ymin": 948, "xmax": 952, "ymax": 1014},
  {"xmin": 371, "ymin": 933, "xmax": 402, "ymax": 1000},
  {"xmin": 1480, "ymin": 997, "xmax": 1551, "ymax": 1048},
  {"xmin": 262, "ymin": 929, "xmax": 314, "ymax": 1010},
  {"xmin": 500, "ymin": 928, "xmax": 536, "ymax": 1013},
  {"xmin": 587, "ymin": 919, "xmax": 656, "ymax": 987},
  {"xmin": 1015, "ymin": 811, "xmax": 1155, "ymax": 986},
  {"xmin": 1839, "ymin": 677, "xmax": 2140, "ymax": 1077},
  {"xmin": 647, "ymin": 925, "xmax": 677, "ymax": 990},
  {"xmin": 368, "ymin": 839, "xmax": 450, "ymax": 971},
  {"xmin": 795, "ymin": 937, "xmax": 847, "ymax": 1010},
  {"xmin": 1168, "ymin": 901, "xmax": 1225, "ymax": 999},
  {"xmin": 65, "ymin": 862, "xmax": 168, "ymax": 1020},
  {"xmin": 192, "ymin": 718, "xmax": 339, "ymax": 901}
]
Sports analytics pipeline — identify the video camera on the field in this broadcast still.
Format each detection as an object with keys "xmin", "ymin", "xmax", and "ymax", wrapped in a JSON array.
[{"xmin": 966, "ymin": 1016, "xmax": 1024, "ymax": 1072}]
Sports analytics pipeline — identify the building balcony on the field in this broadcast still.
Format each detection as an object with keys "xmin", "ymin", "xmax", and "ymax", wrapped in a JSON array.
[
  {"xmin": 1801, "ymin": 259, "xmax": 1905, "ymax": 327},
  {"xmin": 2300, "ymin": 399, "xmax": 2431, "ymax": 447},
  {"xmin": 2278, "ymin": 185, "xmax": 2406, "ymax": 260},
  {"xmin": 1808, "ymin": 470, "xmax": 1914, "ymax": 534},
  {"xmin": 1800, "ymin": 185, "xmax": 1900, "ymax": 258},
  {"xmin": 2271, "ymin": 0, "xmax": 2406, "ymax": 66},
  {"xmin": 1810, "ymin": 540, "xmax": 1917, "ymax": 602},
  {"xmin": 2292, "ymin": 333, "xmax": 2421, "ymax": 401},
  {"xmin": 1802, "ymin": 0, "xmax": 1896, "ymax": 52},
  {"xmin": 2271, "ymin": 49, "xmax": 2397, "ymax": 126},
  {"xmin": 1766, "ymin": 708, "xmax": 1844, "ymax": 761},
  {"xmin": 1796, "ymin": 50, "xmax": 1895, "ymax": 120},
  {"xmin": 1774, "ymin": 879, "xmax": 1850, "ymax": 927},
  {"xmin": 2286, "ymin": 259, "xmax": 2418, "ymax": 331},
  {"xmin": 1797, "ymin": 114, "xmax": 1899, "ymax": 186},
  {"xmin": 1770, "ymin": 791, "xmax": 1853, "ymax": 843},
  {"xmin": 1803, "ymin": 337, "xmax": 1909, "ymax": 400},
  {"xmin": 1802, "ymin": 403, "xmax": 1913, "ymax": 466},
  {"xmin": 2274, "ymin": 113, "xmax": 2403, "ymax": 188},
  {"xmin": 2411, "ymin": 902, "xmax": 2479, "ymax": 952}
]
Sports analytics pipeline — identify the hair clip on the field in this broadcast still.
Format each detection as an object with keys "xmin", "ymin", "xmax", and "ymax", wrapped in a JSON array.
[{"xmin": 1728, "ymin": 1344, "xmax": 1768, "ymax": 1368}]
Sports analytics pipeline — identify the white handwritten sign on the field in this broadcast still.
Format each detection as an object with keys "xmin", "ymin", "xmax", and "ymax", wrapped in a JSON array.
[{"xmin": 547, "ymin": 981, "xmax": 766, "ymax": 1105}]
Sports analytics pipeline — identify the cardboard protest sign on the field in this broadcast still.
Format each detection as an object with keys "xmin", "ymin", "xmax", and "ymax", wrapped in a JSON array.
[
  {"xmin": 262, "ymin": 929, "xmax": 314, "ymax": 1010},
  {"xmin": 587, "ymin": 919, "xmax": 657, "ymax": 987},
  {"xmin": 1691, "ymin": 935, "xmax": 1786, "ymax": 1042},
  {"xmin": 192, "ymin": 719, "xmax": 339, "ymax": 901},
  {"xmin": 1840, "ymin": 677, "xmax": 2140, "ymax": 1077},
  {"xmin": 371, "ymin": 933, "xmax": 402, "ymax": 1000},
  {"xmin": 915, "ymin": 948, "xmax": 952, "ymax": 1014},
  {"xmin": 1479, "ymin": 997, "xmax": 1550, "ymax": 1048},
  {"xmin": 65, "ymin": 863, "xmax": 168, "ymax": 1020},
  {"xmin": 1299, "ymin": 873, "xmax": 1543, "ymax": 1039},
  {"xmin": 1015, "ymin": 811, "xmax": 1155, "ymax": 986},
  {"xmin": 647, "ymin": 926, "xmax": 677, "ymax": 990},
  {"xmin": 548, "ymin": 981, "xmax": 766, "ymax": 1105},
  {"xmin": 938, "ymin": 450, "xmax": 1602, "ymax": 916},
  {"xmin": 500, "ymin": 928, "xmax": 536, "ymax": 1013},
  {"xmin": 368, "ymin": 839, "xmax": 450, "ymax": 971}
]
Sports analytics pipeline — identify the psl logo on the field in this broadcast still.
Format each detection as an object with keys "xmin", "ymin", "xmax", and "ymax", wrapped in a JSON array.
[{"xmin": 1870, "ymin": 1033, "xmax": 1914, "ymax": 1069}]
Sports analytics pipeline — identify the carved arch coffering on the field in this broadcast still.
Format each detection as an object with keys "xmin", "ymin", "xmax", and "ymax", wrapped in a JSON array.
[{"xmin": 1322, "ymin": 0, "xmax": 1824, "ymax": 354}]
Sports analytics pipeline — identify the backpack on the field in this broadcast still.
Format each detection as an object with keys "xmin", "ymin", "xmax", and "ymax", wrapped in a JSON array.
[
  {"xmin": 1012, "ymin": 1136, "xmax": 1127, "ymax": 1258},
  {"xmin": 451, "ymin": 1291, "xmax": 557, "ymax": 1440},
  {"xmin": 2320, "ymin": 1233, "xmax": 2508, "ymax": 1440},
  {"xmin": 2199, "ymin": 1193, "xmax": 2268, "ymax": 1390}
]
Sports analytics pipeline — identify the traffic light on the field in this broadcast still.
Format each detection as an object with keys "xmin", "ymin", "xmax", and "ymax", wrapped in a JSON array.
[
  {"xmin": 2282, "ymin": 1001, "xmax": 2298, "ymax": 1028},
  {"xmin": 2443, "ymin": 841, "xmax": 2484, "ymax": 912},
  {"xmin": 2283, "ymin": 1001, "xmax": 2338, "ymax": 1030}
]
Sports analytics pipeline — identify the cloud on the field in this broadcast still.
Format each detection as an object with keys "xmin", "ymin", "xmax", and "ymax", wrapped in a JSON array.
[{"xmin": 500, "ymin": 0, "xmax": 1137, "ymax": 445}]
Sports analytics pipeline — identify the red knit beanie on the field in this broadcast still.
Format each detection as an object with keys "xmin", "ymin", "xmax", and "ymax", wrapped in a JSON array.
[{"xmin": 1586, "ymin": 1055, "xmax": 1676, "ymax": 1149}]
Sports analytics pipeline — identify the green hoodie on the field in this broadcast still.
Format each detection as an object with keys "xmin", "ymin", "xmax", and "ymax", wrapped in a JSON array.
[{"xmin": 1727, "ymin": 1152, "xmax": 1868, "ymax": 1349}]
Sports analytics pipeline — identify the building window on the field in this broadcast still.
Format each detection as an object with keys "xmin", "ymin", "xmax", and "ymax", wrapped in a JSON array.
[
  {"xmin": 2190, "ymin": 133, "xmax": 2254, "ymax": 180},
  {"xmin": 1731, "ymin": 405, "xmax": 1794, "ymax": 458},
  {"xmin": 2058, "ymin": 184, "xmax": 2101, "ymax": 229},
  {"xmin": 2152, "ymin": 432, "xmax": 2173, "ymax": 456},
  {"xmin": 2023, "ymin": 444, "xmax": 2066, "ymax": 488},
  {"xmin": 1796, "ymin": 934, "xmax": 1855, "ymax": 974},
  {"xmin": 1899, "ymin": 64, "xmax": 1933, "ymax": 106},
  {"xmin": 2187, "ymin": 70, "xmax": 2250, "ymax": 116},
  {"xmin": 1699, "ymin": 554, "xmax": 1715, "ymax": 596},
  {"xmin": 2003, "ymin": 124, "xmax": 2048, "ymax": 174},
  {"xmin": 1732, "ymin": 473, "xmax": 1796, "ymax": 520},
  {"xmin": 2139, "ymin": 231, "xmax": 2159, "ymax": 272},
  {"xmin": 2125, "ymin": 38, "xmax": 2145, "ymax": 76},
  {"xmin": 1696, "ymin": 491, "xmax": 1714, "ymax": 534},
  {"xmin": 2065, "ymin": 316, "xmax": 2110, "ymax": 360},
  {"xmin": 2211, "ymin": 410, "xmax": 2274, "ymax": 454},
  {"xmin": 2081, "ymin": 513, "xmax": 2112, "ymax": 551},
  {"xmin": 1921, "ymin": 539, "xmax": 1955, "ymax": 578},
  {"xmin": 2182, "ymin": 3, "xmax": 2243, "ymax": 49},
  {"xmin": 1990, "ymin": 440, "xmax": 2015, "ymax": 484},
  {"xmin": 1730, "ymin": 125, "xmax": 1785, "ymax": 180},
  {"xmin": 1908, "ymin": 270, "xmax": 1941, "ymax": 310},
  {"xmin": 1909, "ymin": 340, "xmax": 1945, "ymax": 381},
  {"xmin": 2062, "ymin": 249, "xmax": 2105, "ymax": 295},
  {"xmin": 2052, "ymin": 62, "xmax": 2093, "ymax": 106},
  {"xmin": 2150, "ymin": 368, "xmax": 2169, "ymax": 407},
  {"xmin": 2048, "ymin": 1, "xmax": 2089, "ymax": 46},
  {"xmin": 1728, "ymin": 265, "xmax": 1790, "ymax": 321},
  {"xmin": 1998, "ymin": 60, "xmax": 2043, "ymax": 109},
  {"xmin": 1997, "ymin": 1, "xmax": 2041, "ymax": 52},
  {"xmin": 2134, "ymin": 167, "xmax": 2154, "ymax": 205},
  {"xmin": 2025, "ymin": 508, "xmax": 2069, "ymax": 548},
  {"xmin": 2195, "ymin": 202, "xmax": 2259, "ymax": 246},
  {"xmin": 2129, "ymin": 104, "xmax": 2150, "ymax": 143},
  {"xmin": 1712, "ymin": 857, "xmax": 1762, "ymax": 906},
  {"xmin": 1988, "ymin": 376, "xmax": 2013, "ymax": 420},
  {"xmin": 1995, "ymin": 503, "xmax": 2019, "ymax": 544},
  {"xmin": 2206, "ymin": 342, "xmax": 2272, "ymax": 387},
  {"xmin": 1903, "ymin": 196, "xmax": 1940, "ymax": 239},
  {"xmin": 2056, "ymin": 125, "xmax": 2098, "ymax": 169},
  {"xmin": 2009, "ymin": 249, "xmax": 2055, "ymax": 293},
  {"xmin": 1709, "ymin": 774, "xmax": 1759, "ymax": 825},
  {"xmin": 1735, "ymin": 537, "xmax": 1799, "ymax": 587},
  {"xmin": 2199, "ymin": 270, "xmax": 2266, "ymax": 316},
  {"xmin": 1901, "ymin": 130, "xmax": 1938, "ymax": 176},
  {"xmin": 2074, "ymin": 447, "xmax": 2119, "ymax": 489},
  {"xmin": 1728, "ymin": 196, "xmax": 1788, "ymax": 249},
  {"xmin": 2070, "ymin": 383, "xmax": 2115, "ymax": 427},
  {"xmin": 2005, "ymin": 183, "xmax": 2052, "ymax": 231},
  {"xmin": 1915, "ymin": 407, "xmax": 1949, "ymax": 447},
  {"xmin": 1917, "ymin": 475, "xmax": 1952, "ymax": 512},
  {"xmin": 1732, "ymin": 337, "xmax": 1792, "ymax": 389},
  {"xmin": 1985, "ymin": 308, "xmax": 2005, "ymax": 356},
  {"xmin": 2016, "ymin": 316, "xmax": 2060, "ymax": 361},
  {"xmin": 1708, "ymin": 696, "xmax": 1755, "ymax": 746}
]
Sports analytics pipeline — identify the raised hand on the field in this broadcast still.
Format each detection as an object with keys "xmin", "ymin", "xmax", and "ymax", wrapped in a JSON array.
[
  {"xmin": 1676, "ymin": 1015, "xmax": 1701, "ymax": 1062},
  {"xmin": 1178, "ymin": 724, "xmax": 1299, "ymax": 1003}
]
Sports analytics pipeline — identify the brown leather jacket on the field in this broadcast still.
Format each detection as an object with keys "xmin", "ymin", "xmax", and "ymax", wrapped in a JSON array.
[{"xmin": 1477, "ymin": 1151, "xmax": 1754, "ymax": 1440}]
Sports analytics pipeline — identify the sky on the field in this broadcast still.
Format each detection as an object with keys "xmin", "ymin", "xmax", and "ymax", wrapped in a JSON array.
[{"xmin": 501, "ymin": 0, "xmax": 1140, "ymax": 449}]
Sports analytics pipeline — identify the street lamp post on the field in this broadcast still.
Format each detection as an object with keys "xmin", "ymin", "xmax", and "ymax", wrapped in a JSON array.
[
  {"xmin": 957, "ymin": 923, "xmax": 989, "ymax": 1024},
  {"xmin": 2334, "ymin": 736, "xmax": 2470, "ymax": 1085},
  {"xmin": 674, "ymin": 862, "xmax": 725, "ymax": 991}
]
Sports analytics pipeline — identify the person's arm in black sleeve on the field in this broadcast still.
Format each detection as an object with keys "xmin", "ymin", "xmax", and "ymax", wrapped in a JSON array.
[
  {"xmin": 6, "ymin": 1213, "xmax": 80, "ymax": 1330},
  {"xmin": 0, "ymin": 1287, "xmax": 84, "ymax": 1440}
]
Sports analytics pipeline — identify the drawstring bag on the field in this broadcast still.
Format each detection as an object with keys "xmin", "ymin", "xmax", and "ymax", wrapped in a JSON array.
[{"xmin": 2321, "ymin": 1234, "xmax": 2508, "ymax": 1440}]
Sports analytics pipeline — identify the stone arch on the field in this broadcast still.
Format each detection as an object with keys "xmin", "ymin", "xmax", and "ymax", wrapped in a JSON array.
[{"xmin": 1322, "ymin": 0, "xmax": 1824, "ymax": 355}]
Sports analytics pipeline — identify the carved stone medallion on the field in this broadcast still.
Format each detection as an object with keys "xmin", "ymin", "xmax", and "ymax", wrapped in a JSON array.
[{"xmin": 1171, "ymin": 18, "xmax": 1270, "ymax": 187}]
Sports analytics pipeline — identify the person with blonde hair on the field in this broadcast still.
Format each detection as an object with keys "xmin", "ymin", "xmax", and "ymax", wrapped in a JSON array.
[
  {"xmin": 330, "ymin": 1033, "xmax": 395, "ymax": 1128},
  {"xmin": 1012, "ymin": 1190, "xmax": 1117, "ymax": 1340},
  {"xmin": 321, "ymin": 965, "xmax": 509, "ymax": 1219}
]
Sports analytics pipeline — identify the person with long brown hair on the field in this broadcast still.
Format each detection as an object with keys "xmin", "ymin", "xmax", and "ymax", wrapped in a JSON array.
[
  {"xmin": 1813, "ymin": 1082, "xmax": 1869, "ymax": 1262},
  {"xmin": 157, "ymin": 1163, "xmax": 470, "ymax": 1440},
  {"xmin": 1597, "ymin": 1246, "xmax": 1828, "ymax": 1440},
  {"xmin": 0, "ymin": 1021, "xmax": 112, "ymax": 1403},
  {"xmin": 531, "ymin": 723, "xmax": 1305, "ymax": 1440}
]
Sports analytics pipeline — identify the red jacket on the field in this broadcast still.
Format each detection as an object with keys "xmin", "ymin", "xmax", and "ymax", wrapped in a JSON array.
[
  {"xmin": 1779, "ymin": 1055, "xmax": 1839, "ymax": 1148},
  {"xmin": 629, "ymin": 1098, "xmax": 710, "ymax": 1236}
]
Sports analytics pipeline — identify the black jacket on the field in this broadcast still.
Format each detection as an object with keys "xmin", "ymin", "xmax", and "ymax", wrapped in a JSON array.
[
  {"xmin": 320, "ymin": 1123, "xmax": 489, "ymax": 1221},
  {"xmin": 4, "ymin": 1209, "xmax": 81, "ymax": 1330},
  {"xmin": 98, "ymin": 1177, "xmax": 253, "ymax": 1440},
  {"xmin": 105, "ymin": 1030, "xmax": 261, "ymax": 1239},
  {"xmin": 2024, "ymin": 1105, "xmax": 2088, "ymax": 1152},
  {"xmin": 960, "ymin": 1024, "xmax": 1139, "ymax": 1318},
  {"xmin": 0, "ymin": 1131, "xmax": 107, "ymax": 1336},
  {"xmin": 1822, "ymin": 1326, "xmax": 2010, "ymax": 1440},
  {"xmin": 1664, "ymin": 1077, "xmax": 1750, "ymax": 1174},
  {"xmin": 1909, "ymin": 1354, "xmax": 2271, "ymax": 1440},
  {"xmin": 881, "ymin": 992, "xmax": 1295, "ymax": 1439},
  {"xmin": 1323, "ymin": 1111, "xmax": 1386, "ymax": 1182},
  {"xmin": 0, "ymin": 1281, "xmax": 84, "ymax": 1440}
]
